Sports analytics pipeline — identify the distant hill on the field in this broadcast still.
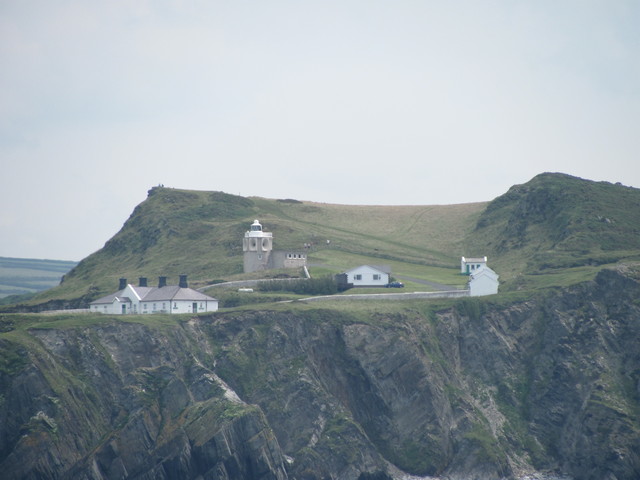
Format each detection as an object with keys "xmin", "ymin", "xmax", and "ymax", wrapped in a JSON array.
[
  {"xmin": 0, "ymin": 257, "xmax": 77, "ymax": 301},
  {"xmin": 10, "ymin": 172, "xmax": 640, "ymax": 309}
]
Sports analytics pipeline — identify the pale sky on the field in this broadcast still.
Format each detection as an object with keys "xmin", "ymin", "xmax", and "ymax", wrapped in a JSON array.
[{"xmin": 1, "ymin": 1, "xmax": 639, "ymax": 261}]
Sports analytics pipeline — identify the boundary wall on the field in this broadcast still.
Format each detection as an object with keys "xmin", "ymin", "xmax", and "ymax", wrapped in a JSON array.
[{"xmin": 299, "ymin": 290, "xmax": 469, "ymax": 303}]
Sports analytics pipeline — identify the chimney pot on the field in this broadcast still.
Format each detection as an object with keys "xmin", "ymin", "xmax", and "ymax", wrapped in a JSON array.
[
  {"xmin": 158, "ymin": 276, "xmax": 167, "ymax": 288},
  {"xmin": 119, "ymin": 278, "xmax": 127, "ymax": 290},
  {"xmin": 139, "ymin": 277, "xmax": 148, "ymax": 287},
  {"xmin": 179, "ymin": 274, "xmax": 188, "ymax": 288}
]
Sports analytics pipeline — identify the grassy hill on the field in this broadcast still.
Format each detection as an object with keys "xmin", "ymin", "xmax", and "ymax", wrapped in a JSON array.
[
  {"xmin": 469, "ymin": 172, "xmax": 640, "ymax": 289},
  {"xmin": 0, "ymin": 257, "xmax": 77, "ymax": 301},
  {"xmin": 14, "ymin": 173, "xmax": 640, "ymax": 308}
]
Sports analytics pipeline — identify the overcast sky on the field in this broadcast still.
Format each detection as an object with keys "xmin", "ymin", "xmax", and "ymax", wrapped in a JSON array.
[{"xmin": 1, "ymin": 1, "xmax": 639, "ymax": 261}]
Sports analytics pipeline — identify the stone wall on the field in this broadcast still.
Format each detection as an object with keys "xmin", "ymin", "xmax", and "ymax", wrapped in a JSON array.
[{"xmin": 300, "ymin": 290, "xmax": 469, "ymax": 302}]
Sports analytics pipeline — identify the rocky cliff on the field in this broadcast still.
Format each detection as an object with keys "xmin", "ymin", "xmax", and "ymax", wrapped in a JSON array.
[{"xmin": 1, "ymin": 266, "xmax": 639, "ymax": 479}]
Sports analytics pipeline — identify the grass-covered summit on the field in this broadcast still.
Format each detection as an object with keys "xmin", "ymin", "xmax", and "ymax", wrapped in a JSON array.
[
  {"xmin": 22, "ymin": 172, "xmax": 640, "ymax": 306},
  {"xmin": 472, "ymin": 173, "xmax": 640, "ymax": 289}
]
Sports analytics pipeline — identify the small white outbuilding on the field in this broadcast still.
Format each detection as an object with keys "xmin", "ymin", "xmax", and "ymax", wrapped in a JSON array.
[
  {"xmin": 461, "ymin": 256, "xmax": 488, "ymax": 275},
  {"xmin": 468, "ymin": 267, "xmax": 499, "ymax": 297}
]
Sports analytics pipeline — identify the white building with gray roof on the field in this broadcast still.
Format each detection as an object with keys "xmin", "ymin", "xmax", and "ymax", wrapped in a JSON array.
[
  {"xmin": 340, "ymin": 265, "xmax": 391, "ymax": 287},
  {"xmin": 461, "ymin": 256, "xmax": 488, "ymax": 275},
  {"xmin": 468, "ymin": 266, "xmax": 499, "ymax": 296},
  {"xmin": 90, "ymin": 275, "xmax": 218, "ymax": 315}
]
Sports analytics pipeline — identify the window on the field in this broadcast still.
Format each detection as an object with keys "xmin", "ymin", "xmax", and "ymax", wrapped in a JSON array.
[
  {"xmin": 174, "ymin": 302, "xmax": 178, "ymax": 309},
  {"xmin": 373, "ymin": 274, "xmax": 381, "ymax": 280},
  {"xmin": 354, "ymin": 274, "xmax": 362, "ymax": 281}
]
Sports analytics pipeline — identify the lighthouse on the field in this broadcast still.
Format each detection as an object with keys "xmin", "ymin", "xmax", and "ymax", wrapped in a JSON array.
[{"xmin": 243, "ymin": 220, "xmax": 273, "ymax": 272}]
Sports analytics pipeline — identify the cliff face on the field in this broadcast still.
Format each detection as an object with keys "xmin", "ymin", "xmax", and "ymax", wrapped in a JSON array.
[
  {"xmin": 0, "ymin": 321, "xmax": 288, "ymax": 480},
  {"xmin": 1, "ymin": 267, "xmax": 639, "ymax": 480}
]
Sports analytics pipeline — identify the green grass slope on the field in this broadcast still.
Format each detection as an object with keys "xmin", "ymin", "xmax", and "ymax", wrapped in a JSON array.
[
  {"xmin": 468, "ymin": 172, "xmax": 640, "ymax": 288},
  {"xmin": 15, "ymin": 173, "xmax": 640, "ymax": 307},
  {"xmin": 28, "ymin": 187, "xmax": 485, "ymax": 305}
]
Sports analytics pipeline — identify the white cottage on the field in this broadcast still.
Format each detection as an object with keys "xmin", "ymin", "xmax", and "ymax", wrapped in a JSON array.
[
  {"xmin": 468, "ymin": 267, "xmax": 499, "ymax": 297},
  {"xmin": 342, "ymin": 265, "xmax": 390, "ymax": 287},
  {"xmin": 461, "ymin": 256, "xmax": 488, "ymax": 275},
  {"xmin": 90, "ymin": 275, "xmax": 218, "ymax": 314}
]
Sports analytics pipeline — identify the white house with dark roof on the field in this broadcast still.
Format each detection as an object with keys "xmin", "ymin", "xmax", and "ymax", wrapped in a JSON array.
[
  {"xmin": 341, "ymin": 265, "xmax": 391, "ymax": 287},
  {"xmin": 90, "ymin": 275, "xmax": 218, "ymax": 314}
]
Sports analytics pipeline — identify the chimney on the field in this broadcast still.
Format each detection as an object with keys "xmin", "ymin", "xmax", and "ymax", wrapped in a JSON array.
[
  {"xmin": 139, "ymin": 277, "xmax": 148, "ymax": 287},
  {"xmin": 119, "ymin": 278, "xmax": 127, "ymax": 290},
  {"xmin": 158, "ymin": 276, "xmax": 167, "ymax": 288},
  {"xmin": 179, "ymin": 274, "xmax": 188, "ymax": 288}
]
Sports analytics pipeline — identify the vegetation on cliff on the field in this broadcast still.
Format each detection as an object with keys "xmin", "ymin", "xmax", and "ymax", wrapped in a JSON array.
[
  {"xmin": 1, "ymin": 172, "xmax": 640, "ymax": 479},
  {"xmin": 1, "ymin": 266, "xmax": 639, "ymax": 479}
]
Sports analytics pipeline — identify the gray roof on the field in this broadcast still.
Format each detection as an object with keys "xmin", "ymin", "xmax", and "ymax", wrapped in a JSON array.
[
  {"xmin": 344, "ymin": 265, "xmax": 391, "ymax": 275},
  {"xmin": 141, "ymin": 286, "xmax": 216, "ymax": 302},
  {"xmin": 131, "ymin": 286, "xmax": 154, "ymax": 298},
  {"xmin": 90, "ymin": 289, "xmax": 126, "ymax": 305},
  {"xmin": 91, "ymin": 285, "xmax": 217, "ymax": 305}
]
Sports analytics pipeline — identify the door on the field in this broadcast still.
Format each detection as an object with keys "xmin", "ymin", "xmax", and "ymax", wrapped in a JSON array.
[
  {"xmin": 192, "ymin": 302, "xmax": 198, "ymax": 313},
  {"xmin": 122, "ymin": 304, "xmax": 127, "ymax": 314}
]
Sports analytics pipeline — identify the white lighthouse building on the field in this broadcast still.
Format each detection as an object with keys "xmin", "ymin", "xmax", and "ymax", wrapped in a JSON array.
[
  {"xmin": 243, "ymin": 220, "xmax": 273, "ymax": 272},
  {"xmin": 242, "ymin": 219, "xmax": 306, "ymax": 273}
]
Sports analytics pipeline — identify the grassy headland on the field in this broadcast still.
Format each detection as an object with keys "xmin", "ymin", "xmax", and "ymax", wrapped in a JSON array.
[{"xmin": 6, "ymin": 172, "xmax": 640, "ymax": 310}]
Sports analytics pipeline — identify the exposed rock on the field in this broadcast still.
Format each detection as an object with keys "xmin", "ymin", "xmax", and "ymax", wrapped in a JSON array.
[
  {"xmin": 1, "ymin": 267, "xmax": 639, "ymax": 479},
  {"xmin": 0, "ymin": 322, "xmax": 287, "ymax": 480}
]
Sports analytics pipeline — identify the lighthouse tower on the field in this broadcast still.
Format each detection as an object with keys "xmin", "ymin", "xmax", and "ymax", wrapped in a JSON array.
[{"xmin": 243, "ymin": 220, "xmax": 273, "ymax": 272}]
